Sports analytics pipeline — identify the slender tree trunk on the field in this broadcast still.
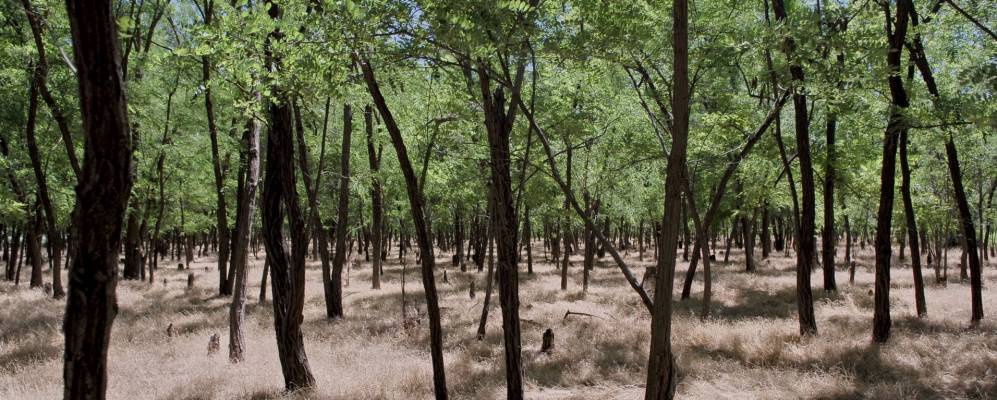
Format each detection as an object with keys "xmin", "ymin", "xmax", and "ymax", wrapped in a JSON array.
[
  {"xmin": 944, "ymin": 138, "xmax": 984, "ymax": 323},
  {"xmin": 646, "ymin": 0, "xmax": 687, "ymax": 397},
  {"xmin": 899, "ymin": 130, "xmax": 926, "ymax": 317},
  {"xmin": 366, "ymin": 106, "xmax": 384, "ymax": 289},
  {"xmin": 228, "ymin": 107, "xmax": 261, "ymax": 363},
  {"xmin": 62, "ymin": 1, "xmax": 134, "ymax": 397},
  {"xmin": 23, "ymin": 72, "xmax": 64, "ymax": 296},
  {"xmin": 873, "ymin": 0, "xmax": 911, "ymax": 343},
  {"xmin": 201, "ymin": 3, "xmax": 230, "ymax": 295},
  {"xmin": 359, "ymin": 55, "xmax": 448, "ymax": 399},
  {"xmin": 329, "ymin": 104, "xmax": 353, "ymax": 319},
  {"xmin": 822, "ymin": 104, "xmax": 837, "ymax": 292}
]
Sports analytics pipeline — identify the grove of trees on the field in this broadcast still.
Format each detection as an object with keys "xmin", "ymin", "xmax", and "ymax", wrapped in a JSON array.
[{"xmin": 0, "ymin": 0, "xmax": 994, "ymax": 398}]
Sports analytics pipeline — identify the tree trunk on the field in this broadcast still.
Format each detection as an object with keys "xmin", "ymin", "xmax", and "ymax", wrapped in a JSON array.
[
  {"xmin": 646, "ymin": 0, "xmax": 687, "ymax": 396},
  {"xmin": 329, "ymin": 104, "xmax": 353, "ymax": 319},
  {"xmin": 23, "ymin": 72, "xmax": 64, "ymax": 296},
  {"xmin": 228, "ymin": 106, "xmax": 261, "ymax": 363},
  {"xmin": 822, "ymin": 103, "xmax": 837, "ymax": 292},
  {"xmin": 261, "ymin": 2, "xmax": 316, "ymax": 390},
  {"xmin": 366, "ymin": 105, "xmax": 384, "ymax": 289},
  {"xmin": 771, "ymin": 0, "xmax": 817, "ymax": 336},
  {"xmin": 480, "ymin": 80, "xmax": 525, "ymax": 398},
  {"xmin": 201, "ymin": 3, "xmax": 230, "ymax": 295},
  {"xmin": 62, "ymin": 1, "xmax": 134, "ymax": 397},
  {"xmin": 945, "ymin": 137, "xmax": 984, "ymax": 323},
  {"xmin": 360, "ymin": 55, "xmax": 448, "ymax": 399},
  {"xmin": 899, "ymin": 130, "xmax": 926, "ymax": 317},
  {"xmin": 873, "ymin": 0, "xmax": 910, "ymax": 343}
]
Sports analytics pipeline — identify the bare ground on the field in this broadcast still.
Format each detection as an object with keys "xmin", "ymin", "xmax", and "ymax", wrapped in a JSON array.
[{"xmin": 1, "ymin": 243, "xmax": 995, "ymax": 399}]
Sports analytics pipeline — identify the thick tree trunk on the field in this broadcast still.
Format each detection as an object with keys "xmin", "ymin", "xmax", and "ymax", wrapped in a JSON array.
[
  {"xmin": 62, "ymin": 1, "xmax": 134, "ymax": 397},
  {"xmin": 261, "ymin": 2, "xmax": 316, "ymax": 390}
]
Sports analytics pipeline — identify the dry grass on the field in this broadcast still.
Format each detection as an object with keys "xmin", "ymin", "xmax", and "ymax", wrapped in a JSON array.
[{"xmin": 1, "ymin": 243, "xmax": 995, "ymax": 399}]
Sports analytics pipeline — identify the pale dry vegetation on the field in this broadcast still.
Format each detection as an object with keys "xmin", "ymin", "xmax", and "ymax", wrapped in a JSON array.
[{"xmin": 2, "ymin": 243, "xmax": 995, "ymax": 399}]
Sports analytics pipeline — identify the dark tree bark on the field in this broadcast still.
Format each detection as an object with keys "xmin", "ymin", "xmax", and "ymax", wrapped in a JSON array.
[
  {"xmin": 23, "ymin": 72, "xmax": 64, "ymax": 296},
  {"xmin": 329, "ymin": 104, "xmax": 353, "ymax": 319},
  {"xmin": 822, "ymin": 95, "xmax": 838, "ymax": 292},
  {"xmin": 772, "ymin": 0, "xmax": 817, "ymax": 336},
  {"xmin": 899, "ymin": 130, "xmax": 927, "ymax": 317},
  {"xmin": 873, "ymin": 0, "xmax": 911, "ymax": 343},
  {"xmin": 229, "ymin": 109, "xmax": 261, "ymax": 363},
  {"xmin": 201, "ymin": 2, "xmax": 231, "ymax": 295},
  {"xmin": 906, "ymin": 2, "xmax": 983, "ymax": 324},
  {"xmin": 945, "ymin": 138, "xmax": 984, "ymax": 323},
  {"xmin": 261, "ymin": 1, "xmax": 315, "ymax": 390},
  {"xmin": 646, "ymin": 0, "xmax": 688, "ymax": 397},
  {"xmin": 20, "ymin": 0, "xmax": 82, "ymax": 181},
  {"xmin": 480, "ymin": 70, "xmax": 526, "ymax": 398},
  {"xmin": 366, "ymin": 105, "xmax": 384, "ymax": 289},
  {"xmin": 761, "ymin": 202, "xmax": 771, "ymax": 258},
  {"xmin": 359, "ymin": 55, "xmax": 448, "ymax": 399},
  {"xmin": 61, "ymin": 0, "xmax": 134, "ymax": 397}
]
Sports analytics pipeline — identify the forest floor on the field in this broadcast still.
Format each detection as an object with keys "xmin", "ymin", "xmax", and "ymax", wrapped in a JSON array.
[{"xmin": 2, "ymin": 243, "xmax": 996, "ymax": 399}]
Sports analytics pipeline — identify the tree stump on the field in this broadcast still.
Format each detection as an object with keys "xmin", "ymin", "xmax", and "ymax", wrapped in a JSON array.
[
  {"xmin": 187, "ymin": 273, "xmax": 195, "ymax": 289},
  {"xmin": 540, "ymin": 328, "xmax": 554, "ymax": 354},
  {"xmin": 178, "ymin": 263, "xmax": 184, "ymax": 271},
  {"xmin": 207, "ymin": 333, "xmax": 220, "ymax": 355},
  {"xmin": 469, "ymin": 280, "xmax": 476, "ymax": 299},
  {"xmin": 443, "ymin": 270, "xmax": 449, "ymax": 283}
]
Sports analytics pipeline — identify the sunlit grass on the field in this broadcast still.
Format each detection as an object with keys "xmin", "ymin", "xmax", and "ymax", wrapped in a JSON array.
[{"xmin": 1, "ymin": 243, "xmax": 994, "ymax": 399}]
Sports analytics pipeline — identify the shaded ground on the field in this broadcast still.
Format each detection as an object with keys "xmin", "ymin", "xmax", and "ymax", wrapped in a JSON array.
[{"xmin": 1, "ymin": 242, "xmax": 995, "ymax": 399}]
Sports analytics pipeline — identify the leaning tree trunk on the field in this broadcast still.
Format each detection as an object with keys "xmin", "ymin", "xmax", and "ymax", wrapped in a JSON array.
[
  {"xmin": 945, "ymin": 137, "xmax": 984, "ymax": 323},
  {"xmin": 62, "ymin": 0, "xmax": 134, "ymax": 397},
  {"xmin": 360, "ymin": 55, "xmax": 448, "ymax": 399}
]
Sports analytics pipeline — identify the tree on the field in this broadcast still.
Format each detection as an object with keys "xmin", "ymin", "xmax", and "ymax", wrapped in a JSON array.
[
  {"xmin": 261, "ymin": 0, "xmax": 315, "ymax": 390},
  {"xmin": 358, "ymin": 54, "xmax": 449, "ymax": 400},
  {"xmin": 872, "ymin": 0, "xmax": 911, "ymax": 343},
  {"xmin": 61, "ymin": 0, "xmax": 134, "ymax": 398},
  {"xmin": 645, "ymin": 0, "xmax": 689, "ymax": 397},
  {"xmin": 329, "ymin": 104, "xmax": 353, "ymax": 319}
]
